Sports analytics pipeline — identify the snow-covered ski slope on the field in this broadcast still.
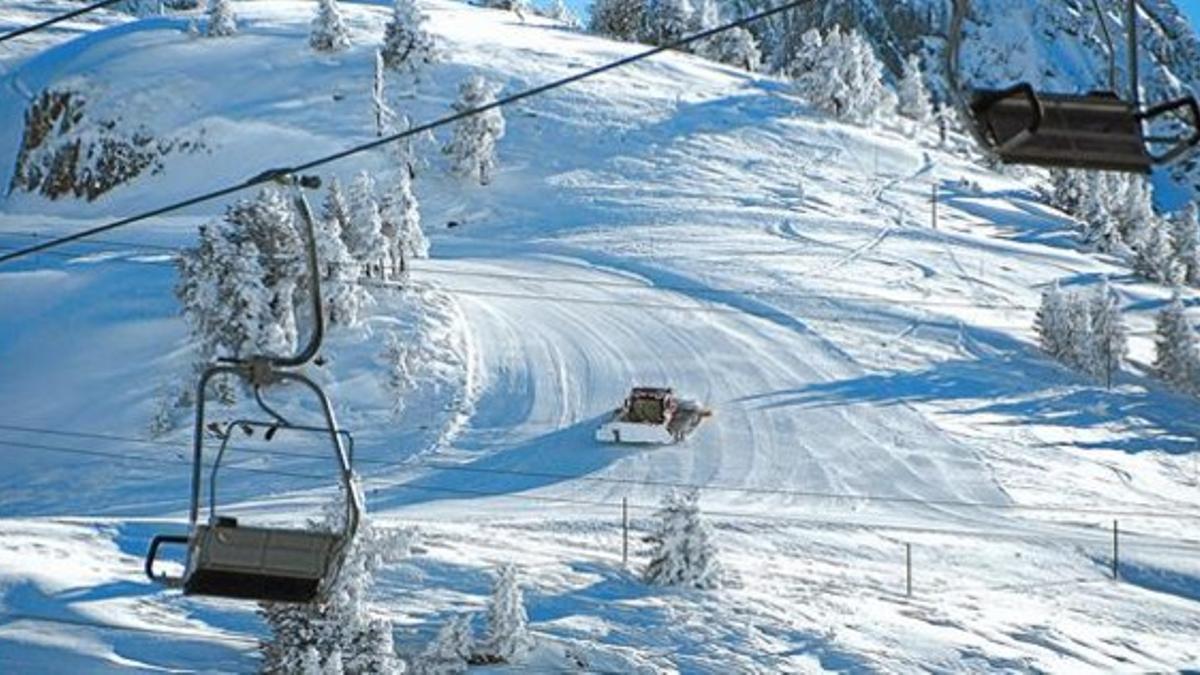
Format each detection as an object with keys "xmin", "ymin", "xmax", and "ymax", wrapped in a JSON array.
[{"xmin": 2, "ymin": 1, "xmax": 1200, "ymax": 671}]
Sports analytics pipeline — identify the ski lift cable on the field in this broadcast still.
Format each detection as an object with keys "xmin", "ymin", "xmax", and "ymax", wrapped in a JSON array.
[
  {"xmin": 0, "ymin": 242, "xmax": 1045, "ymax": 312},
  {"xmin": 7, "ymin": 436, "xmax": 1200, "ymax": 552},
  {"xmin": 0, "ymin": 0, "xmax": 821, "ymax": 267},
  {"xmin": 5, "ymin": 424, "xmax": 1200, "ymax": 522},
  {"xmin": 0, "ymin": 0, "xmax": 126, "ymax": 45}
]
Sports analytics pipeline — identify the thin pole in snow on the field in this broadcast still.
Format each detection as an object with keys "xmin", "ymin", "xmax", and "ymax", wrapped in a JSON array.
[
  {"xmin": 622, "ymin": 497, "xmax": 629, "ymax": 568},
  {"xmin": 1112, "ymin": 519, "xmax": 1120, "ymax": 581},
  {"xmin": 905, "ymin": 543, "xmax": 913, "ymax": 597},
  {"xmin": 932, "ymin": 182, "xmax": 939, "ymax": 230}
]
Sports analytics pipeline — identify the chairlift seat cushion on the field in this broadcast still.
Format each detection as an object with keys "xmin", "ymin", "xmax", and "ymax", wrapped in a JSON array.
[
  {"xmin": 971, "ymin": 89, "xmax": 1152, "ymax": 173},
  {"xmin": 182, "ymin": 524, "xmax": 341, "ymax": 603}
]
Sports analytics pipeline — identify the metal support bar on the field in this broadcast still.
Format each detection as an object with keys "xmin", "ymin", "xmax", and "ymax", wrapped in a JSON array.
[
  {"xmin": 1112, "ymin": 519, "xmax": 1120, "ymax": 581},
  {"xmin": 1126, "ymin": 0, "xmax": 1139, "ymax": 108},
  {"xmin": 905, "ymin": 543, "xmax": 913, "ymax": 597},
  {"xmin": 622, "ymin": 497, "xmax": 629, "ymax": 567}
]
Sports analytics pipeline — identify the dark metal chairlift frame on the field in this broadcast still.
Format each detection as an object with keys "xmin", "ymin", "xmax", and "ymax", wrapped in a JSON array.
[
  {"xmin": 145, "ymin": 174, "xmax": 363, "ymax": 604},
  {"xmin": 948, "ymin": 0, "xmax": 1200, "ymax": 173}
]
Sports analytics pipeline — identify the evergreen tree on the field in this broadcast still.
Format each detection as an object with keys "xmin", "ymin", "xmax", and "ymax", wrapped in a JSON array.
[
  {"xmin": 1153, "ymin": 290, "xmax": 1199, "ymax": 393},
  {"xmin": 482, "ymin": 564, "xmax": 534, "ymax": 663},
  {"xmin": 1133, "ymin": 218, "xmax": 1178, "ymax": 285},
  {"xmin": 322, "ymin": 177, "xmax": 353, "ymax": 236},
  {"xmin": 540, "ymin": 0, "xmax": 581, "ymax": 29},
  {"xmin": 792, "ymin": 26, "xmax": 895, "ymax": 124},
  {"xmin": 1172, "ymin": 204, "xmax": 1200, "ymax": 287},
  {"xmin": 379, "ymin": 167, "xmax": 428, "ymax": 280},
  {"xmin": 896, "ymin": 53, "xmax": 932, "ymax": 124},
  {"xmin": 381, "ymin": 0, "xmax": 436, "ymax": 79},
  {"xmin": 641, "ymin": 0, "xmax": 693, "ymax": 46},
  {"xmin": 414, "ymin": 614, "xmax": 474, "ymax": 674},
  {"xmin": 205, "ymin": 0, "xmax": 236, "ymax": 37},
  {"xmin": 443, "ymin": 75, "xmax": 506, "ymax": 185},
  {"xmin": 310, "ymin": 0, "xmax": 351, "ymax": 52},
  {"xmin": 314, "ymin": 189, "xmax": 372, "ymax": 327},
  {"xmin": 1088, "ymin": 278, "xmax": 1127, "ymax": 386},
  {"xmin": 589, "ymin": 0, "xmax": 644, "ymax": 41},
  {"xmin": 643, "ymin": 489, "xmax": 722, "ymax": 589},
  {"xmin": 344, "ymin": 172, "xmax": 388, "ymax": 276},
  {"xmin": 691, "ymin": 0, "xmax": 759, "ymax": 70},
  {"xmin": 1034, "ymin": 281, "xmax": 1070, "ymax": 360}
]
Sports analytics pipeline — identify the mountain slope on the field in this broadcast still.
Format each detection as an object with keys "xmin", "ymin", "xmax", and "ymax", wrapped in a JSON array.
[{"xmin": 1, "ymin": 1, "xmax": 1199, "ymax": 671}]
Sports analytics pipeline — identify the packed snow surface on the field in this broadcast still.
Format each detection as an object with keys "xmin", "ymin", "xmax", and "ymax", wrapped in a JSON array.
[{"xmin": 1, "ymin": 0, "xmax": 1200, "ymax": 672}]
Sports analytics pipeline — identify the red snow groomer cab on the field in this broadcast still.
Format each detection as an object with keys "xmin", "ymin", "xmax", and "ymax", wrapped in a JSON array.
[{"xmin": 594, "ymin": 387, "xmax": 711, "ymax": 445}]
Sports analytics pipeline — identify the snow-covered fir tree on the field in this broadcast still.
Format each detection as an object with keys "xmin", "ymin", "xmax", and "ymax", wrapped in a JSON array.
[
  {"xmin": 413, "ymin": 614, "xmax": 475, "ymax": 675},
  {"xmin": 1153, "ymin": 290, "xmax": 1199, "ymax": 393},
  {"xmin": 1172, "ymin": 204, "xmax": 1200, "ymax": 287},
  {"xmin": 896, "ymin": 53, "xmax": 932, "ymax": 124},
  {"xmin": 443, "ymin": 74, "xmax": 505, "ymax": 185},
  {"xmin": 792, "ymin": 26, "xmax": 896, "ymax": 124},
  {"xmin": 260, "ymin": 489, "xmax": 413, "ymax": 674},
  {"xmin": 1034, "ymin": 281, "xmax": 1071, "ymax": 361},
  {"xmin": 641, "ymin": 0, "xmax": 694, "ymax": 47},
  {"xmin": 310, "ymin": 0, "xmax": 351, "ymax": 52},
  {"xmin": 379, "ymin": 167, "xmax": 429, "ymax": 279},
  {"xmin": 643, "ymin": 489, "xmax": 722, "ymax": 589},
  {"xmin": 205, "ymin": 0, "xmax": 236, "ymax": 37},
  {"xmin": 343, "ymin": 172, "xmax": 389, "ymax": 276},
  {"xmin": 1088, "ymin": 278, "xmax": 1127, "ymax": 386},
  {"xmin": 1133, "ymin": 218, "xmax": 1178, "ymax": 285},
  {"xmin": 691, "ymin": 0, "xmax": 759, "ymax": 70},
  {"xmin": 314, "ymin": 185, "xmax": 372, "ymax": 327},
  {"xmin": 539, "ymin": 0, "xmax": 581, "ymax": 29},
  {"xmin": 481, "ymin": 564, "xmax": 534, "ymax": 663},
  {"xmin": 588, "ymin": 0, "xmax": 643, "ymax": 41},
  {"xmin": 380, "ymin": 0, "xmax": 436, "ymax": 79},
  {"xmin": 382, "ymin": 330, "xmax": 418, "ymax": 416},
  {"xmin": 372, "ymin": 50, "xmax": 397, "ymax": 138}
]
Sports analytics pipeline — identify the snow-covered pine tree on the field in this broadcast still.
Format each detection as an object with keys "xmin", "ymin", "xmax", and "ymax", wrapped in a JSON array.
[
  {"xmin": 382, "ymin": 330, "xmax": 417, "ymax": 416},
  {"xmin": 588, "ymin": 0, "xmax": 644, "ymax": 41},
  {"xmin": 1153, "ymin": 290, "xmax": 1199, "ymax": 393},
  {"xmin": 1172, "ymin": 204, "xmax": 1200, "ymax": 287},
  {"xmin": 414, "ymin": 614, "xmax": 475, "ymax": 675},
  {"xmin": 1047, "ymin": 169, "xmax": 1085, "ymax": 215},
  {"xmin": 322, "ymin": 177, "xmax": 353, "ymax": 239},
  {"xmin": 1034, "ymin": 281, "xmax": 1070, "ymax": 360},
  {"xmin": 344, "ymin": 172, "xmax": 389, "ymax": 276},
  {"xmin": 224, "ymin": 188, "xmax": 307, "ymax": 355},
  {"xmin": 380, "ymin": 0, "xmax": 436, "ymax": 79},
  {"xmin": 372, "ymin": 50, "xmax": 397, "ymax": 139},
  {"xmin": 205, "ymin": 0, "xmax": 236, "ymax": 37},
  {"xmin": 443, "ymin": 75, "xmax": 506, "ymax": 185},
  {"xmin": 641, "ymin": 0, "xmax": 694, "ymax": 46},
  {"xmin": 1063, "ymin": 291, "xmax": 1096, "ymax": 374},
  {"xmin": 896, "ymin": 53, "xmax": 932, "ymax": 124},
  {"xmin": 1088, "ymin": 278, "xmax": 1127, "ymax": 387},
  {"xmin": 1133, "ymin": 218, "xmax": 1178, "ymax": 285},
  {"xmin": 642, "ymin": 489, "xmax": 722, "ymax": 589},
  {"xmin": 690, "ymin": 0, "xmax": 759, "ymax": 70},
  {"xmin": 776, "ymin": 26, "xmax": 823, "ymax": 82},
  {"xmin": 482, "ymin": 564, "xmax": 534, "ymax": 663},
  {"xmin": 793, "ymin": 26, "xmax": 895, "ymax": 124},
  {"xmin": 540, "ymin": 0, "xmax": 581, "ymax": 29},
  {"xmin": 379, "ymin": 168, "xmax": 428, "ymax": 280},
  {"xmin": 310, "ymin": 0, "xmax": 351, "ymax": 52},
  {"xmin": 314, "ymin": 190, "xmax": 373, "ymax": 327}
]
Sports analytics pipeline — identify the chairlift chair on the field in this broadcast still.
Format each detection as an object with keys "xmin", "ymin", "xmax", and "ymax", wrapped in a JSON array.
[
  {"xmin": 948, "ymin": 0, "xmax": 1200, "ymax": 173},
  {"xmin": 145, "ymin": 172, "xmax": 362, "ymax": 604}
]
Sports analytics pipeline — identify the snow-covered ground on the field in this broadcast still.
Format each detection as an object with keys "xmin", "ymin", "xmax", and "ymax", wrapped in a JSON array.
[{"xmin": 2, "ymin": 0, "xmax": 1200, "ymax": 671}]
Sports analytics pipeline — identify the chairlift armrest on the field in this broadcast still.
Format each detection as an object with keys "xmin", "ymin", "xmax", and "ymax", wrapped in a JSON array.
[
  {"xmin": 145, "ymin": 533, "xmax": 189, "ymax": 586},
  {"xmin": 1138, "ymin": 95, "xmax": 1200, "ymax": 163},
  {"xmin": 974, "ymin": 83, "xmax": 1044, "ymax": 137}
]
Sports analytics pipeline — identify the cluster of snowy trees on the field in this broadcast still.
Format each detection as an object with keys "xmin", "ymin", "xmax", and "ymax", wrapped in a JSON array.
[
  {"xmin": 1153, "ymin": 291, "xmax": 1200, "ymax": 395},
  {"xmin": 590, "ymin": 0, "xmax": 762, "ymax": 71},
  {"xmin": 1048, "ymin": 172, "xmax": 1200, "ymax": 288},
  {"xmin": 412, "ymin": 563, "xmax": 535, "ymax": 673},
  {"xmin": 783, "ymin": 26, "xmax": 902, "ymax": 124},
  {"xmin": 1034, "ymin": 280, "xmax": 1127, "ymax": 386}
]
